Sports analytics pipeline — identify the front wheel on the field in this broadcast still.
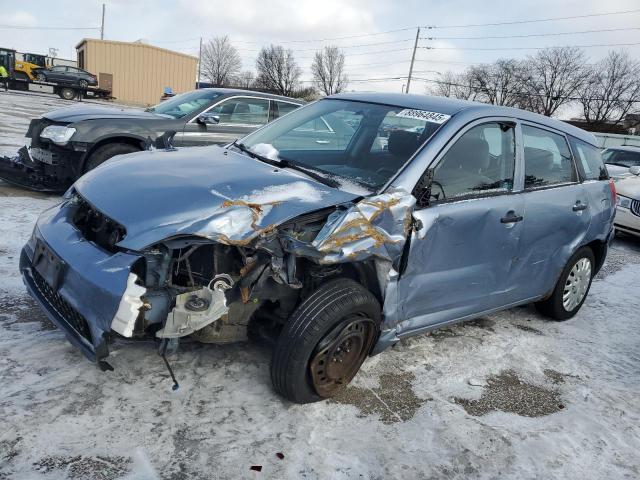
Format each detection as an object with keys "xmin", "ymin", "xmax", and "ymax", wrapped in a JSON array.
[
  {"xmin": 270, "ymin": 278, "xmax": 381, "ymax": 404},
  {"xmin": 36, "ymin": 73, "xmax": 46, "ymax": 82},
  {"xmin": 535, "ymin": 246, "xmax": 595, "ymax": 321}
]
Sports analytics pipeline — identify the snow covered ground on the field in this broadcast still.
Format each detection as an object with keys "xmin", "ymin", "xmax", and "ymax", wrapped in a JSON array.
[{"xmin": 1, "ymin": 90, "xmax": 640, "ymax": 479}]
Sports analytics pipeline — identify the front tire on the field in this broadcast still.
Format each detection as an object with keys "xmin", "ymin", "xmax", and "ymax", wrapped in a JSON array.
[
  {"xmin": 270, "ymin": 278, "xmax": 381, "ymax": 404},
  {"xmin": 36, "ymin": 73, "xmax": 46, "ymax": 82},
  {"xmin": 84, "ymin": 143, "xmax": 140, "ymax": 173},
  {"xmin": 535, "ymin": 246, "xmax": 595, "ymax": 321}
]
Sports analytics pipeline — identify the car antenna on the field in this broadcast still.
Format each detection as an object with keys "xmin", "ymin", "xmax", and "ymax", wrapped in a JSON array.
[{"xmin": 158, "ymin": 338, "xmax": 180, "ymax": 391}]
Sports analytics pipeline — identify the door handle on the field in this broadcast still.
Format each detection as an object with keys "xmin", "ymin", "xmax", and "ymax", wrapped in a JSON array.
[
  {"xmin": 500, "ymin": 210, "xmax": 524, "ymax": 223},
  {"xmin": 315, "ymin": 140, "xmax": 330, "ymax": 144},
  {"xmin": 573, "ymin": 201, "xmax": 587, "ymax": 212}
]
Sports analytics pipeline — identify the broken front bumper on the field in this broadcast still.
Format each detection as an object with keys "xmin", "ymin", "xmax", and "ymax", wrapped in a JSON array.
[
  {"xmin": 20, "ymin": 202, "xmax": 142, "ymax": 366},
  {"xmin": 0, "ymin": 145, "xmax": 80, "ymax": 192}
]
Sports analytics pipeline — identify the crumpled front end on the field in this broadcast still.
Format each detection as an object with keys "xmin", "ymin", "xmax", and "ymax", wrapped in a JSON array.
[{"xmin": 0, "ymin": 118, "xmax": 80, "ymax": 192}]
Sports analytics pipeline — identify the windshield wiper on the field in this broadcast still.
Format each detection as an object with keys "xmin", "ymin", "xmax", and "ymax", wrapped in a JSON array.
[{"xmin": 231, "ymin": 141, "xmax": 339, "ymax": 188}]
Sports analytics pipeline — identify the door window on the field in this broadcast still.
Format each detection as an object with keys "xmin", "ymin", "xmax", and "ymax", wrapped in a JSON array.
[
  {"xmin": 51, "ymin": 66, "xmax": 67, "ymax": 72},
  {"xmin": 430, "ymin": 122, "xmax": 516, "ymax": 201},
  {"xmin": 523, "ymin": 125, "xmax": 575, "ymax": 188},
  {"xmin": 570, "ymin": 138, "xmax": 608, "ymax": 180},
  {"xmin": 210, "ymin": 98, "xmax": 269, "ymax": 125},
  {"xmin": 275, "ymin": 101, "xmax": 299, "ymax": 117}
]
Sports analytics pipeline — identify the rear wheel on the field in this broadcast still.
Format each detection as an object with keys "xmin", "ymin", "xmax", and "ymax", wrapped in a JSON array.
[
  {"xmin": 270, "ymin": 278, "xmax": 381, "ymax": 404},
  {"xmin": 59, "ymin": 87, "xmax": 76, "ymax": 100},
  {"xmin": 535, "ymin": 247, "xmax": 595, "ymax": 321},
  {"xmin": 84, "ymin": 143, "xmax": 140, "ymax": 173},
  {"xmin": 78, "ymin": 79, "xmax": 89, "ymax": 88}
]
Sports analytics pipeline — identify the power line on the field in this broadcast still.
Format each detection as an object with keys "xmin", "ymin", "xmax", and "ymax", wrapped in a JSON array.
[
  {"xmin": 231, "ymin": 27, "xmax": 418, "ymax": 44},
  {"xmin": 425, "ymin": 26, "xmax": 640, "ymax": 41},
  {"xmin": 0, "ymin": 24, "xmax": 99, "ymax": 30},
  {"xmin": 411, "ymin": 77, "xmax": 640, "ymax": 102},
  {"xmin": 422, "ymin": 42, "xmax": 640, "ymax": 51},
  {"xmin": 425, "ymin": 8, "xmax": 640, "ymax": 29}
]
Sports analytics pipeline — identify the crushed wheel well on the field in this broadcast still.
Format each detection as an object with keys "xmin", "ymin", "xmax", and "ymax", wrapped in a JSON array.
[
  {"xmin": 584, "ymin": 239, "xmax": 608, "ymax": 275},
  {"xmin": 83, "ymin": 137, "xmax": 145, "ymax": 170}
]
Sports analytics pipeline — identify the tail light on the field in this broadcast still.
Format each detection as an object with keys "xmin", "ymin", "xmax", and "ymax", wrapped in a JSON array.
[{"xmin": 608, "ymin": 179, "xmax": 617, "ymax": 204}]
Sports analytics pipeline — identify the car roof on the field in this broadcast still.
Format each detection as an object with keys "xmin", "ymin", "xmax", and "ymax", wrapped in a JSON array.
[
  {"xmin": 603, "ymin": 145, "xmax": 640, "ymax": 153},
  {"xmin": 328, "ymin": 92, "xmax": 596, "ymax": 145},
  {"xmin": 199, "ymin": 88, "xmax": 303, "ymax": 104}
]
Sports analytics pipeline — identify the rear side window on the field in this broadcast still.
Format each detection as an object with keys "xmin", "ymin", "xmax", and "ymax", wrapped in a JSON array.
[
  {"xmin": 570, "ymin": 138, "xmax": 608, "ymax": 180},
  {"xmin": 523, "ymin": 125, "xmax": 575, "ymax": 189},
  {"xmin": 275, "ymin": 101, "xmax": 299, "ymax": 118}
]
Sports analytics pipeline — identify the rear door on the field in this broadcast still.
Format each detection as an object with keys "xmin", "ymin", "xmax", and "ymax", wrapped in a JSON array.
[
  {"xmin": 396, "ymin": 119, "xmax": 525, "ymax": 334},
  {"xmin": 513, "ymin": 123, "xmax": 591, "ymax": 299},
  {"xmin": 180, "ymin": 96, "xmax": 271, "ymax": 146}
]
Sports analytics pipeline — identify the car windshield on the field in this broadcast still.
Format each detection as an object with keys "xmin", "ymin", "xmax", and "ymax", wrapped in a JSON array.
[
  {"xmin": 147, "ymin": 90, "xmax": 222, "ymax": 119},
  {"xmin": 237, "ymin": 98, "xmax": 449, "ymax": 191},
  {"xmin": 603, "ymin": 148, "xmax": 640, "ymax": 168}
]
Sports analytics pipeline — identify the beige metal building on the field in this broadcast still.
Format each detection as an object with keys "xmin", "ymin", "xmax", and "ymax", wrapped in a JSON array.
[{"xmin": 75, "ymin": 39, "xmax": 198, "ymax": 106}]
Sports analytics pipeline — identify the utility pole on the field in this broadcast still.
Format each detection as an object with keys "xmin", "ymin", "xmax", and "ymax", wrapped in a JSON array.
[
  {"xmin": 100, "ymin": 3, "xmax": 105, "ymax": 40},
  {"xmin": 405, "ymin": 27, "xmax": 420, "ymax": 94},
  {"xmin": 197, "ymin": 37, "xmax": 202, "ymax": 88}
]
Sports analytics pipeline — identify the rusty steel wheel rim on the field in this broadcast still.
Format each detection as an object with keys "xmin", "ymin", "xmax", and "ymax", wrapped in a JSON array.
[{"xmin": 309, "ymin": 316, "xmax": 376, "ymax": 398}]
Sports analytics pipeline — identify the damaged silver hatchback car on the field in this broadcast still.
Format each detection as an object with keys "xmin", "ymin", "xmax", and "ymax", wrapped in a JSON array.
[{"xmin": 20, "ymin": 93, "xmax": 616, "ymax": 403}]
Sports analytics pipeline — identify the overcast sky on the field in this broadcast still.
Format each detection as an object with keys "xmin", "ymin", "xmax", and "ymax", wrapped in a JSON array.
[{"xmin": 1, "ymin": 0, "xmax": 640, "ymax": 110}]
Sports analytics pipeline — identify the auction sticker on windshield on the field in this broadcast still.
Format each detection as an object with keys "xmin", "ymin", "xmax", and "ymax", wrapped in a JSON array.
[{"xmin": 396, "ymin": 109, "xmax": 451, "ymax": 124}]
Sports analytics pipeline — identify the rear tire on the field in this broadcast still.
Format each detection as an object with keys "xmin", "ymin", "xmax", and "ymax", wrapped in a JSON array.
[
  {"xmin": 84, "ymin": 143, "xmax": 140, "ymax": 173},
  {"xmin": 59, "ymin": 87, "xmax": 76, "ymax": 100},
  {"xmin": 78, "ymin": 79, "xmax": 89, "ymax": 88},
  {"xmin": 535, "ymin": 246, "xmax": 595, "ymax": 321},
  {"xmin": 270, "ymin": 278, "xmax": 381, "ymax": 404}
]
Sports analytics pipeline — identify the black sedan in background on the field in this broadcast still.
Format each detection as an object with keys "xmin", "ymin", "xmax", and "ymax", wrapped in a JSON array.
[
  {"xmin": 0, "ymin": 88, "xmax": 303, "ymax": 192},
  {"xmin": 34, "ymin": 65, "xmax": 98, "ymax": 88}
]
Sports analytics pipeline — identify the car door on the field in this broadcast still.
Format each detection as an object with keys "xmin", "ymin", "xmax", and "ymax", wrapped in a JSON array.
[
  {"xmin": 48, "ymin": 66, "xmax": 68, "ymax": 83},
  {"xmin": 512, "ymin": 123, "xmax": 591, "ymax": 299},
  {"xmin": 179, "ymin": 96, "xmax": 271, "ymax": 146},
  {"xmin": 395, "ymin": 119, "xmax": 525, "ymax": 335}
]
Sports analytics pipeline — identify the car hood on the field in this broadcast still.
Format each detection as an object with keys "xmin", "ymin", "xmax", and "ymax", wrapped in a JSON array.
[
  {"xmin": 615, "ymin": 175, "xmax": 640, "ymax": 200},
  {"xmin": 73, "ymin": 146, "xmax": 360, "ymax": 250},
  {"xmin": 44, "ymin": 104, "xmax": 165, "ymax": 123}
]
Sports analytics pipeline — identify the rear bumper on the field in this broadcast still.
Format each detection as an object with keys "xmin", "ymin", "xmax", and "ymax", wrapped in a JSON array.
[
  {"xmin": 0, "ymin": 145, "xmax": 81, "ymax": 192},
  {"xmin": 20, "ymin": 203, "xmax": 142, "ymax": 364}
]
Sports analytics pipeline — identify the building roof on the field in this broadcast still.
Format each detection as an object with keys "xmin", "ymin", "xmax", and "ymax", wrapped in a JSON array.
[
  {"xmin": 75, "ymin": 38, "xmax": 198, "ymax": 61},
  {"xmin": 329, "ymin": 92, "xmax": 596, "ymax": 145}
]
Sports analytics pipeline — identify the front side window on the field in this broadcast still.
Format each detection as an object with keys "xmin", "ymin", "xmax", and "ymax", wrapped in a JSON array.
[
  {"xmin": 146, "ymin": 89, "xmax": 222, "ymax": 119},
  {"xmin": 430, "ymin": 122, "xmax": 515, "ymax": 201},
  {"xmin": 51, "ymin": 66, "xmax": 66, "ymax": 72},
  {"xmin": 210, "ymin": 98, "xmax": 269, "ymax": 125},
  {"xmin": 523, "ymin": 125, "xmax": 575, "ymax": 188},
  {"xmin": 237, "ymin": 99, "xmax": 449, "ymax": 190},
  {"xmin": 570, "ymin": 138, "xmax": 608, "ymax": 180}
]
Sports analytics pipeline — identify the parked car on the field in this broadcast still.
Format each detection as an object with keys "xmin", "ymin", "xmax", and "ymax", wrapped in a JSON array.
[
  {"xmin": 613, "ymin": 166, "xmax": 640, "ymax": 237},
  {"xmin": 20, "ymin": 93, "xmax": 615, "ymax": 403},
  {"xmin": 602, "ymin": 145, "xmax": 640, "ymax": 177},
  {"xmin": 33, "ymin": 65, "xmax": 98, "ymax": 87},
  {"xmin": 0, "ymin": 88, "xmax": 303, "ymax": 191}
]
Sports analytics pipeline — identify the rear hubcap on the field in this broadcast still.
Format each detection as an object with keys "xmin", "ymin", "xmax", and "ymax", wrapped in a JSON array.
[
  {"xmin": 563, "ymin": 257, "xmax": 592, "ymax": 311},
  {"xmin": 309, "ymin": 316, "xmax": 376, "ymax": 398}
]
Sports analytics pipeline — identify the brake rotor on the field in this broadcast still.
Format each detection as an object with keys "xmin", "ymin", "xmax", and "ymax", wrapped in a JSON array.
[{"xmin": 309, "ymin": 316, "xmax": 376, "ymax": 398}]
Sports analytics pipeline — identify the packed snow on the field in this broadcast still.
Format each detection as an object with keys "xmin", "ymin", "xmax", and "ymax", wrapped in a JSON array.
[{"xmin": 1, "ymin": 91, "xmax": 640, "ymax": 479}]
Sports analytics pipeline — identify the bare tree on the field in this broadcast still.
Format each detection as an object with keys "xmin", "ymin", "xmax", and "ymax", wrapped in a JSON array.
[
  {"xmin": 578, "ymin": 50, "xmax": 640, "ymax": 128},
  {"xmin": 255, "ymin": 45, "xmax": 301, "ymax": 96},
  {"xmin": 234, "ymin": 70, "xmax": 255, "ymax": 89},
  {"xmin": 311, "ymin": 46, "xmax": 348, "ymax": 95},
  {"xmin": 520, "ymin": 46, "xmax": 589, "ymax": 117},
  {"xmin": 201, "ymin": 36, "xmax": 242, "ymax": 86},
  {"xmin": 466, "ymin": 59, "xmax": 528, "ymax": 107},
  {"xmin": 429, "ymin": 71, "xmax": 481, "ymax": 101}
]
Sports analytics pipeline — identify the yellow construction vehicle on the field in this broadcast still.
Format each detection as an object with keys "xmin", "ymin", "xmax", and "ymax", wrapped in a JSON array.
[{"xmin": 14, "ymin": 52, "xmax": 47, "ymax": 81}]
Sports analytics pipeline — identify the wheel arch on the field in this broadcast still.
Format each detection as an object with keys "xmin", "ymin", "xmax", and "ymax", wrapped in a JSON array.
[{"xmin": 81, "ymin": 135, "xmax": 146, "ymax": 173}]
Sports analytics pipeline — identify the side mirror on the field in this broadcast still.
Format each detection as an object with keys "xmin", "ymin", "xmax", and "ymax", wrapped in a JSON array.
[
  {"xmin": 412, "ymin": 169, "xmax": 435, "ymax": 208},
  {"xmin": 197, "ymin": 113, "xmax": 219, "ymax": 125},
  {"xmin": 629, "ymin": 166, "xmax": 640, "ymax": 176}
]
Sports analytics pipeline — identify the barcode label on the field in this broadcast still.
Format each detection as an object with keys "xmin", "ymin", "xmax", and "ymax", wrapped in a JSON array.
[{"xmin": 396, "ymin": 109, "xmax": 451, "ymax": 124}]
